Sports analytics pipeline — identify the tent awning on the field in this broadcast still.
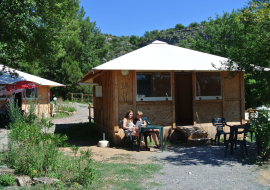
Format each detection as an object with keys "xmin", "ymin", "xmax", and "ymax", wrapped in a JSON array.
[{"xmin": 0, "ymin": 65, "xmax": 65, "ymax": 87}]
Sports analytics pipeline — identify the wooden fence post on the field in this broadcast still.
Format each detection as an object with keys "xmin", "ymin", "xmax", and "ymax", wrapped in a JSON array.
[
  {"xmin": 88, "ymin": 103, "xmax": 91, "ymax": 123},
  {"xmin": 71, "ymin": 93, "xmax": 73, "ymax": 101},
  {"xmin": 81, "ymin": 93, "xmax": 83, "ymax": 102}
]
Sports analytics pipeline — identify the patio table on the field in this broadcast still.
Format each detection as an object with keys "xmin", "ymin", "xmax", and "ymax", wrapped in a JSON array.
[
  {"xmin": 225, "ymin": 124, "xmax": 249, "ymax": 158},
  {"xmin": 138, "ymin": 125, "xmax": 164, "ymax": 152}
]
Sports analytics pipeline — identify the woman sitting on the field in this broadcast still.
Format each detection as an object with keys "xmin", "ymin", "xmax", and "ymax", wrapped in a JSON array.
[
  {"xmin": 123, "ymin": 110, "xmax": 147, "ymax": 151},
  {"xmin": 134, "ymin": 111, "xmax": 161, "ymax": 148}
]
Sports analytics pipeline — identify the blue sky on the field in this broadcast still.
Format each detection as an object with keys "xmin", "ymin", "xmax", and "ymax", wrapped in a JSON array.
[{"xmin": 79, "ymin": 0, "xmax": 248, "ymax": 37}]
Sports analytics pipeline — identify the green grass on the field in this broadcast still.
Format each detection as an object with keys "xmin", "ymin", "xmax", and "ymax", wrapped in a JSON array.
[{"xmin": 90, "ymin": 161, "xmax": 162, "ymax": 190}]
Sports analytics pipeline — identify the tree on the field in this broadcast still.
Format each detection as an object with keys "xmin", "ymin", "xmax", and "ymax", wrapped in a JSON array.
[
  {"xmin": 39, "ymin": 6, "xmax": 108, "ymax": 99},
  {"xmin": 175, "ymin": 23, "xmax": 185, "ymax": 30},
  {"xmin": 130, "ymin": 35, "xmax": 140, "ymax": 45},
  {"xmin": 0, "ymin": 0, "xmax": 80, "ymax": 70},
  {"xmin": 188, "ymin": 22, "xmax": 200, "ymax": 28}
]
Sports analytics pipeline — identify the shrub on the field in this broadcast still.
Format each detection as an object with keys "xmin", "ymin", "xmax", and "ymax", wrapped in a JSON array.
[
  {"xmin": 251, "ymin": 110, "xmax": 270, "ymax": 158},
  {"xmin": 4, "ymin": 95, "xmax": 95, "ymax": 187},
  {"xmin": 188, "ymin": 22, "xmax": 200, "ymax": 28},
  {"xmin": 0, "ymin": 174, "xmax": 15, "ymax": 186},
  {"xmin": 175, "ymin": 23, "xmax": 185, "ymax": 30}
]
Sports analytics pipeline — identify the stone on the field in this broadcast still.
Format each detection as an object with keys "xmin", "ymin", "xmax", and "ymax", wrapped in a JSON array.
[
  {"xmin": 33, "ymin": 177, "xmax": 60, "ymax": 185},
  {"xmin": 0, "ymin": 166, "xmax": 14, "ymax": 175},
  {"xmin": 187, "ymin": 138, "xmax": 212, "ymax": 147},
  {"xmin": 16, "ymin": 176, "xmax": 32, "ymax": 187}
]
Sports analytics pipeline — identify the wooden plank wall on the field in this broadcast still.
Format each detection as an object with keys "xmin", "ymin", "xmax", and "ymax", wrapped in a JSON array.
[
  {"xmin": 22, "ymin": 86, "xmax": 50, "ymax": 117},
  {"xmin": 195, "ymin": 72, "xmax": 244, "ymax": 138},
  {"xmin": 137, "ymin": 102, "xmax": 172, "ymax": 126},
  {"xmin": 93, "ymin": 71, "xmax": 114, "ymax": 131},
  {"xmin": 117, "ymin": 70, "xmax": 134, "ymax": 122}
]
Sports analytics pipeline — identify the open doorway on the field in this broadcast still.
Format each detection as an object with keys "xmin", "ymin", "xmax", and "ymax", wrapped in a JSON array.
[
  {"xmin": 15, "ymin": 92, "xmax": 22, "ymax": 110},
  {"xmin": 175, "ymin": 73, "xmax": 193, "ymax": 126}
]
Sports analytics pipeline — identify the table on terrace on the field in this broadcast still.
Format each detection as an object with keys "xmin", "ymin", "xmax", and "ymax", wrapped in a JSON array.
[{"xmin": 138, "ymin": 125, "xmax": 164, "ymax": 152}]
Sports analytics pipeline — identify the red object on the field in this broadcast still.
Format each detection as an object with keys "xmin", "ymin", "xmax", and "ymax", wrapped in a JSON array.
[{"xmin": 0, "ymin": 81, "xmax": 39, "ymax": 94}]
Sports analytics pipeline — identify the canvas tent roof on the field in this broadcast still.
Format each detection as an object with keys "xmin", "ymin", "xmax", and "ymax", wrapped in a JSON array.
[
  {"xmin": 78, "ymin": 40, "xmax": 232, "ymax": 84},
  {"xmin": 93, "ymin": 40, "xmax": 230, "ymax": 71},
  {"xmin": 0, "ymin": 65, "xmax": 65, "ymax": 87}
]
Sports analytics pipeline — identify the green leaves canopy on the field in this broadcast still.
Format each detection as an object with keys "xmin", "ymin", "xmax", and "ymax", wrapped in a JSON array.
[{"xmin": 0, "ymin": 0, "xmax": 79, "ymax": 69}]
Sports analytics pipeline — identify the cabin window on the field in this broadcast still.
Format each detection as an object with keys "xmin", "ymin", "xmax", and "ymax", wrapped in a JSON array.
[
  {"xmin": 23, "ymin": 88, "xmax": 38, "ymax": 99},
  {"xmin": 136, "ymin": 72, "xmax": 172, "ymax": 101},
  {"xmin": 0, "ymin": 86, "xmax": 9, "ymax": 100},
  {"xmin": 196, "ymin": 72, "xmax": 222, "ymax": 100}
]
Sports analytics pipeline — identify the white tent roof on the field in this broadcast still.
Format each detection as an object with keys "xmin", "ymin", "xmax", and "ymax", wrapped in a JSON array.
[
  {"xmin": 93, "ymin": 40, "xmax": 230, "ymax": 71},
  {"xmin": 0, "ymin": 65, "xmax": 65, "ymax": 87}
]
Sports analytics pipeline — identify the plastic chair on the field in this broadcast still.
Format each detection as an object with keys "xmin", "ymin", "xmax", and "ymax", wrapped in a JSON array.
[
  {"xmin": 225, "ymin": 124, "xmax": 249, "ymax": 158},
  {"xmin": 120, "ymin": 120, "xmax": 135, "ymax": 150},
  {"xmin": 142, "ymin": 117, "xmax": 160, "ymax": 147},
  {"xmin": 212, "ymin": 118, "xmax": 230, "ymax": 146}
]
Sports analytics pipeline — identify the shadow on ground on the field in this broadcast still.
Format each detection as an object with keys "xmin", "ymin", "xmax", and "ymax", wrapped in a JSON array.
[
  {"xmin": 160, "ymin": 142, "xmax": 259, "ymax": 167},
  {"xmin": 55, "ymin": 122, "xmax": 261, "ymax": 167},
  {"xmin": 55, "ymin": 122, "xmax": 101, "ymax": 147}
]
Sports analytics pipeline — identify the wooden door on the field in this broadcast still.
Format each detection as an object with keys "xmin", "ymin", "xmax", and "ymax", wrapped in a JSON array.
[{"xmin": 175, "ymin": 73, "xmax": 193, "ymax": 125}]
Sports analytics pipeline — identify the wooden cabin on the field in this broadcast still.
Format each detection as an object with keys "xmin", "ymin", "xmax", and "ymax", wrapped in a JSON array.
[
  {"xmin": 0, "ymin": 65, "xmax": 65, "ymax": 118},
  {"xmin": 77, "ymin": 41, "xmax": 245, "ymax": 144}
]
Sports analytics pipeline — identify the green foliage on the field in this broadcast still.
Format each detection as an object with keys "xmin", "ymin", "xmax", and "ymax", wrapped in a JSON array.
[
  {"xmin": 130, "ymin": 35, "xmax": 140, "ymax": 45},
  {"xmin": 175, "ymin": 23, "xmax": 185, "ymax": 30},
  {"xmin": 0, "ymin": 0, "xmax": 80, "ymax": 69},
  {"xmin": 4, "ymin": 96, "xmax": 96, "ymax": 187},
  {"xmin": 251, "ymin": 110, "xmax": 270, "ymax": 158},
  {"xmin": 0, "ymin": 174, "xmax": 15, "ymax": 186},
  {"xmin": 188, "ymin": 22, "xmax": 200, "ymax": 28},
  {"xmin": 56, "ymin": 104, "xmax": 76, "ymax": 113}
]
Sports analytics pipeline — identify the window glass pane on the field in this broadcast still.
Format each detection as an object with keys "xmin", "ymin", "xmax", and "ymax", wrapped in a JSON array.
[
  {"xmin": 24, "ymin": 88, "xmax": 38, "ymax": 98},
  {"xmin": 196, "ymin": 72, "xmax": 221, "ymax": 96},
  {"xmin": 137, "ymin": 72, "xmax": 171, "ymax": 98}
]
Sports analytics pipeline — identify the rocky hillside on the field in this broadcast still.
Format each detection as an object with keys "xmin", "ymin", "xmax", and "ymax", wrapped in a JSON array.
[{"xmin": 102, "ymin": 25, "xmax": 209, "ymax": 62}]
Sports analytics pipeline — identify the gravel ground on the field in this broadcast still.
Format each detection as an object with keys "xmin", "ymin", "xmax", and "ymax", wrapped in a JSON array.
[
  {"xmin": 0, "ymin": 129, "xmax": 8, "ymax": 152},
  {"xmin": 144, "ymin": 143, "xmax": 270, "ymax": 190},
  {"xmin": 50, "ymin": 102, "xmax": 91, "ymax": 132}
]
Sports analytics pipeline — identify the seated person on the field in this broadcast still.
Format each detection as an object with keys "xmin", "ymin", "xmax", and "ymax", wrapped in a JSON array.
[
  {"xmin": 134, "ymin": 111, "xmax": 161, "ymax": 148},
  {"xmin": 123, "ymin": 110, "xmax": 147, "ymax": 150}
]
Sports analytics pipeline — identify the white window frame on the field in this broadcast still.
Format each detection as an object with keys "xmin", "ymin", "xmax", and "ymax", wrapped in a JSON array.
[
  {"xmin": 195, "ymin": 72, "xmax": 222, "ymax": 100},
  {"xmin": 136, "ymin": 71, "xmax": 172, "ymax": 101}
]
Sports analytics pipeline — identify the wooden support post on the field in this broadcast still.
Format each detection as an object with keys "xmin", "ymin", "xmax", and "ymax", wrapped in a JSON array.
[
  {"xmin": 240, "ymin": 72, "xmax": 245, "ymax": 124},
  {"xmin": 81, "ymin": 93, "xmax": 83, "ymax": 102},
  {"xmin": 192, "ymin": 72, "xmax": 197, "ymax": 126},
  {"xmin": 88, "ymin": 103, "xmax": 91, "ymax": 123},
  {"xmin": 171, "ymin": 71, "xmax": 176, "ymax": 129},
  {"xmin": 132, "ymin": 70, "xmax": 136, "ymax": 114},
  {"xmin": 113, "ymin": 70, "xmax": 119, "ymax": 132},
  {"xmin": 71, "ymin": 93, "xmax": 73, "ymax": 101},
  {"xmin": 222, "ymin": 72, "xmax": 225, "ymax": 118}
]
